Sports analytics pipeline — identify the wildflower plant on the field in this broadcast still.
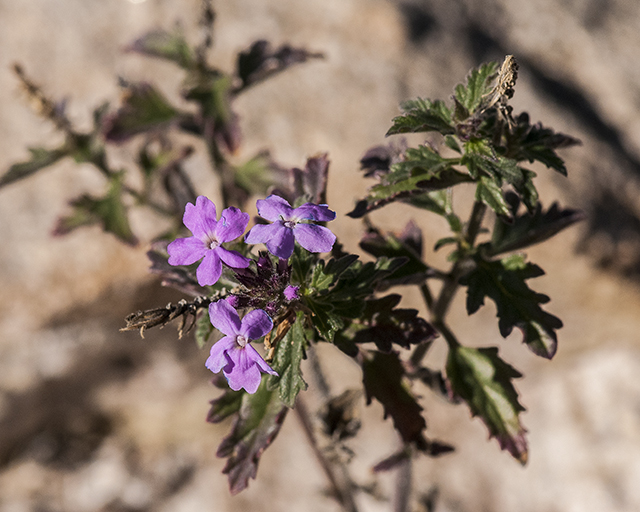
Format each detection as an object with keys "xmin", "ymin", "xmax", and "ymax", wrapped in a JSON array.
[{"xmin": 1, "ymin": 4, "xmax": 585, "ymax": 510}]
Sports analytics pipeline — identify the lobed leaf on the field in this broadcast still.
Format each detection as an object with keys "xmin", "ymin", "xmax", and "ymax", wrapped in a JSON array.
[
  {"xmin": 103, "ymin": 82, "xmax": 181, "ymax": 142},
  {"xmin": 461, "ymin": 254, "xmax": 562, "ymax": 358},
  {"xmin": 53, "ymin": 173, "xmax": 138, "ymax": 245},
  {"xmin": 236, "ymin": 40, "xmax": 324, "ymax": 91},
  {"xmin": 386, "ymin": 98, "xmax": 454, "ymax": 136},
  {"xmin": 485, "ymin": 198, "xmax": 585, "ymax": 256},
  {"xmin": 267, "ymin": 312, "xmax": 308, "ymax": 407},
  {"xmin": 475, "ymin": 176, "xmax": 511, "ymax": 218},
  {"xmin": 194, "ymin": 311, "xmax": 214, "ymax": 349},
  {"xmin": 362, "ymin": 351, "xmax": 427, "ymax": 448},
  {"xmin": 0, "ymin": 146, "xmax": 67, "ymax": 188},
  {"xmin": 454, "ymin": 61, "xmax": 500, "ymax": 116},
  {"xmin": 446, "ymin": 345, "xmax": 527, "ymax": 463},
  {"xmin": 215, "ymin": 382, "xmax": 288, "ymax": 494}
]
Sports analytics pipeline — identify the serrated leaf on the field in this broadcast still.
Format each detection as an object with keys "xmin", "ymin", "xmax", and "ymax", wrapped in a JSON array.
[
  {"xmin": 216, "ymin": 382, "xmax": 288, "ymax": 494},
  {"xmin": 362, "ymin": 351, "xmax": 427, "ymax": 448},
  {"xmin": 126, "ymin": 28, "xmax": 196, "ymax": 69},
  {"xmin": 347, "ymin": 168, "xmax": 472, "ymax": 218},
  {"xmin": 387, "ymin": 98, "xmax": 454, "ymax": 136},
  {"xmin": 305, "ymin": 297, "xmax": 345, "ymax": 342},
  {"xmin": 310, "ymin": 254, "xmax": 360, "ymax": 292},
  {"xmin": 194, "ymin": 311, "xmax": 214, "ymax": 349},
  {"xmin": 0, "ymin": 146, "xmax": 67, "ymax": 188},
  {"xmin": 461, "ymin": 254, "xmax": 562, "ymax": 358},
  {"xmin": 475, "ymin": 176, "xmax": 511, "ymax": 218},
  {"xmin": 485, "ymin": 199, "xmax": 585, "ymax": 256},
  {"xmin": 462, "ymin": 140, "xmax": 523, "ymax": 185},
  {"xmin": 53, "ymin": 173, "xmax": 138, "ymax": 245},
  {"xmin": 103, "ymin": 82, "xmax": 180, "ymax": 142},
  {"xmin": 353, "ymin": 295, "xmax": 437, "ymax": 352},
  {"xmin": 454, "ymin": 61, "xmax": 500, "ymax": 116},
  {"xmin": 236, "ymin": 40, "xmax": 323, "ymax": 91},
  {"xmin": 207, "ymin": 388, "xmax": 244, "ymax": 423},
  {"xmin": 392, "ymin": 144, "xmax": 457, "ymax": 177},
  {"xmin": 447, "ymin": 345, "xmax": 527, "ymax": 463},
  {"xmin": 359, "ymin": 223, "xmax": 429, "ymax": 287},
  {"xmin": 507, "ymin": 112, "xmax": 581, "ymax": 176},
  {"xmin": 267, "ymin": 312, "xmax": 308, "ymax": 407}
]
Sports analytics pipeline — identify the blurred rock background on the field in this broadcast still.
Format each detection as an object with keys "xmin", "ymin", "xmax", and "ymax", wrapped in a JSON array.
[{"xmin": 2, "ymin": 0, "xmax": 640, "ymax": 510}]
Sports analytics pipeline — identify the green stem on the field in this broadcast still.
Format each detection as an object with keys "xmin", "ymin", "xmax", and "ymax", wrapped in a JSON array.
[{"xmin": 431, "ymin": 200, "xmax": 486, "ymax": 322}]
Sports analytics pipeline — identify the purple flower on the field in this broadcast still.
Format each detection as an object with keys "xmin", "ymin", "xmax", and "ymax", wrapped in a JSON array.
[
  {"xmin": 284, "ymin": 285, "xmax": 299, "ymax": 301},
  {"xmin": 167, "ymin": 196, "xmax": 251, "ymax": 286},
  {"xmin": 245, "ymin": 195, "xmax": 336, "ymax": 259},
  {"xmin": 205, "ymin": 300, "xmax": 277, "ymax": 393}
]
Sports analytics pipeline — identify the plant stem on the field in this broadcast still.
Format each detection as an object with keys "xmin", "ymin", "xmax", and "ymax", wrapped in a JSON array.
[
  {"xmin": 295, "ymin": 397, "xmax": 359, "ymax": 512},
  {"xmin": 431, "ymin": 200, "xmax": 486, "ymax": 322}
]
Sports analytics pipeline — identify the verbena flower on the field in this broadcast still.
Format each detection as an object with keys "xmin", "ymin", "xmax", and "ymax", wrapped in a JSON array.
[
  {"xmin": 206, "ymin": 299, "xmax": 277, "ymax": 393},
  {"xmin": 167, "ymin": 196, "xmax": 250, "ymax": 286},
  {"xmin": 245, "ymin": 195, "xmax": 336, "ymax": 259},
  {"xmin": 284, "ymin": 285, "xmax": 299, "ymax": 301}
]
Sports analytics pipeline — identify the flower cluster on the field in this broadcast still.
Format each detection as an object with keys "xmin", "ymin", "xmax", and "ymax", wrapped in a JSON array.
[{"xmin": 167, "ymin": 194, "xmax": 336, "ymax": 393}]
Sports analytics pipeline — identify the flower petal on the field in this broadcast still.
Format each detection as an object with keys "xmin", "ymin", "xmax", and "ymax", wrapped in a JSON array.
[
  {"xmin": 240, "ymin": 309, "xmax": 273, "ymax": 340},
  {"xmin": 216, "ymin": 247, "xmax": 251, "ymax": 269},
  {"xmin": 215, "ymin": 206, "xmax": 249, "ymax": 242},
  {"xmin": 293, "ymin": 224, "xmax": 336, "ymax": 253},
  {"xmin": 205, "ymin": 336, "xmax": 236, "ymax": 373},
  {"xmin": 244, "ymin": 343, "xmax": 278, "ymax": 376},
  {"xmin": 256, "ymin": 195, "xmax": 293, "ymax": 221},
  {"xmin": 167, "ymin": 236, "xmax": 207, "ymax": 266},
  {"xmin": 293, "ymin": 203, "xmax": 336, "ymax": 222},
  {"xmin": 209, "ymin": 299, "xmax": 242, "ymax": 336},
  {"xmin": 224, "ymin": 347, "xmax": 263, "ymax": 393},
  {"xmin": 183, "ymin": 196, "xmax": 218, "ymax": 239},
  {"xmin": 196, "ymin": 250, "xmax": 223, "ymax": 286}
]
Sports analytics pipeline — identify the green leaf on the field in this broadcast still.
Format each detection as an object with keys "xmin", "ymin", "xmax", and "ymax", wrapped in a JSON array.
[
  {"xmin": 386, "ymin": 98, "xmax": 454, "ymax": 136},
  {"xmin": 0, "ymin": 146, "xmax": 67, "ymax": 188},
  {"xmin": 485, "ymin": 199, "xmax": 585, "ymax": 256},
  {"xmin": 447, "ymin": 345, "xmax": 527, "ymax": 463},
  {"xmin": 233, "ymin": 150, "xmax": 289, "ymax": 197},
  {"xmin": 126, "ymin": 28, "xmax": 196, "ymax": 69},
  {"xmin": 462, "ymin": 139, "xmax": 523, "ymax": 185},
  {"xmin": 392, "ymin": 144, "xmax": 457, "ymax": 177},
  {"xmin": 215, "ymin": 382, "xmax": 288, "ymax": 494},
  {"xmin": 194, "ymin": 311, "xmax": 214, "ymax": 349},
  {"xmin": 309, "ymin": 254, "xmax": 360, "ymax": 292},
  {"xmin": 267, "ymin": 312, "xmax": 308, "ymax": 407},
  {"xmin": 103, "ymin": 82, "xmax": 180, "ymax": 142},
  {"xmin": 237, "ymin": 40, "xmax": 323, "ymax": 90},
  {"xmin": 207, "ymin": 388, "xmax": 244, "ymax": 423},
  {"xmin": 461, "ymin": 254, "xmax": 562, "ymax": 358},
  {"xmin": 362, "ymin": 351, "xmax": 427, "ymax": 448},
  {"xmin": 454, "ymin": 61, "xmax": 500, "ymax": 116},
  {"xmin": 475, "ymin": 176, "xmax": 511, "ymax": 218},
  {"xmin": 54, "ymin": 173, "xmax": 138, "ymax": 245},
  {"xmin": 347, "ymin": 168, "xmax": 472, "ymax": 218},
  {"xmin": 506, "ymin": 113, "xmax": 581, "ymax": 176},
  {"xmin": 359, "ymin": 223, "xmax": 429, "ymax": 288}
]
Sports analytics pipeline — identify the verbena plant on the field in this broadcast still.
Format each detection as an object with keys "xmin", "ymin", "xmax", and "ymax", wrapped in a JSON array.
[{"xmin": 1, "ymin": 5, "xmax": 583, "ymax": 510}]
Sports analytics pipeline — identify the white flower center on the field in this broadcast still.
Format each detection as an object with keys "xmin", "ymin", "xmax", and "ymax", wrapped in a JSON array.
[
  {"xmin": 235, "ymin": 334, "xmax": 248, "ymax": 348},
  {"xmin": 283, "ymin": 220, "xmax": 296, "ymax": 229},
  {"xmin": 209, "ymin": 239, "xmax": 220, "ymax": 250}
]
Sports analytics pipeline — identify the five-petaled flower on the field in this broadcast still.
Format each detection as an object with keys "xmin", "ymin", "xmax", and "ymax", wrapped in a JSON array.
[
  {"xmin": 245, "ymin": 195, "xmax": 336, "ymax": 259},
  {"xmin": 206, "ymin": 299, "xmax": 277, "ymax": 393},
  {"xmin": 167, "ymin": 196, "xmax": 251, "ymax": 286}
]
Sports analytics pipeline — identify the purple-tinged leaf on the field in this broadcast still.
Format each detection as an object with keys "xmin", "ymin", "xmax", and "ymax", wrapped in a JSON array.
[
  {"xmin": 461, "ymin": 254, "xmax": 561, "ymax": 358},
  {"xmin": 485, "ymin": 197, "xmax": 585, "ymax": 256},
  {"xmin": 446, "ymin": 345, "xmax": 528, "ymax": 464},
  {"xmin": 359, "ymin": 140, "xmax": 407, "ymax": 178},
  {"xmin": 362, "ymin": 351, "xmax": 427, "ymax": 449},
  {"xmin": 125, "ymin": 27, "xmax": 196, "ymax": 69},
  {"xmin": 146, "ymin": 243, "xmax": 209, "ymax": 297},
  {"xmin": 207, "ymin": 388, "xmax": 244, "ymax": 424},
  {"xmin": 236, "ymin": 40, "xmax": 324, "ymax": 91},
  {"xmin": 291, "ymin": 153, "xmax": 330, "ymax": 204},
  {"xmin": 215, "ymin": 383, "xmax": 288, "ymax": 494},
  {"xmin": 103, "ymin": 82, "xmax": 181, "ymax": 142}
]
